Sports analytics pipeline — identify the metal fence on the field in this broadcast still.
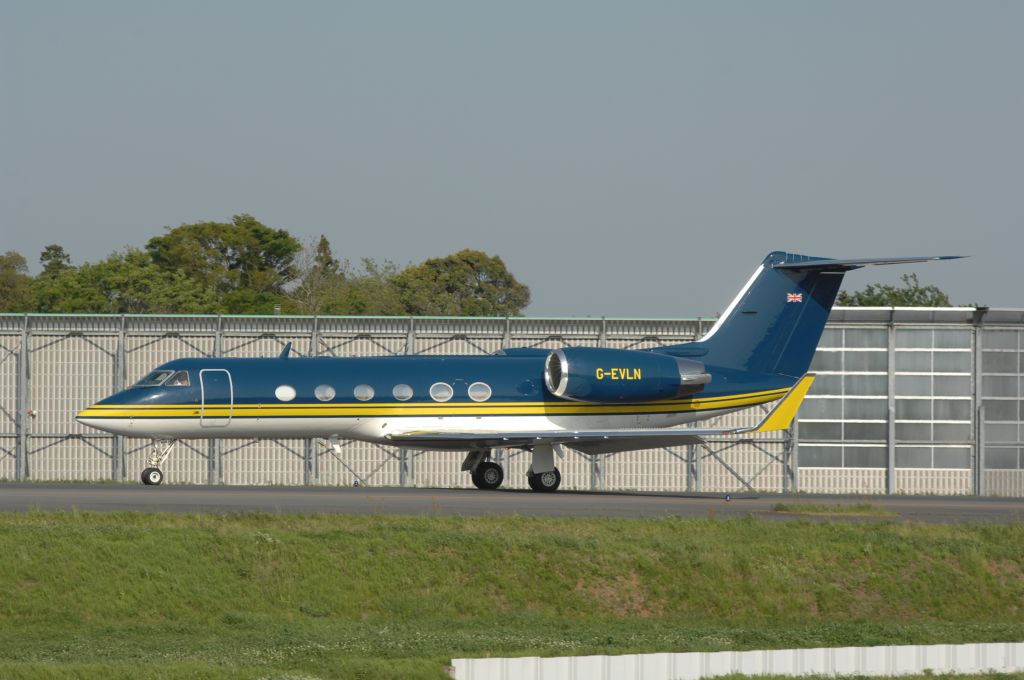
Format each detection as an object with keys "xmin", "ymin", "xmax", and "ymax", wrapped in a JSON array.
[
  {"xmin": 451, "ymin": 641, "xmax": 1024, "ymax": 680},
  {"xmin": 2, "ymin": 308, "xmax": 1023, "ymax": 495}
]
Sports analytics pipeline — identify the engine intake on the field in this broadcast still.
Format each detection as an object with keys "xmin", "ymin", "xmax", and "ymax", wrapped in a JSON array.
[{"xmin": 544, "ymin": 347, "xmax": 710, "ymax": 403}]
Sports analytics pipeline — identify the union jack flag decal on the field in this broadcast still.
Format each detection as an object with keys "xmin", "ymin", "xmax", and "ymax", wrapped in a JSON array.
[{"xmin": 787, "ymin": 293, "xmax": 803, "ymax": 303}]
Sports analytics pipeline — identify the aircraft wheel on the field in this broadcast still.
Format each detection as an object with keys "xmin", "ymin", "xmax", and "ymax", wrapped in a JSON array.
[
  {"xmin": 141, "ymin": 467, "xmax": 164, "ymax": 486},
  {"xmin": 527, "ymin": 467, "xmax": 561, "ymax": 492},
  {"xmin": 471, "ymin": 462, "xmax": 504, "ymax": 490}
]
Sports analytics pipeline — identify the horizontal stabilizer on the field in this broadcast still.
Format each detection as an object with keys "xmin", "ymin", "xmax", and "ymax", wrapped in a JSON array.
[
  {"xmin": 385, "ymin": 374, "xmax": 815, "ymax": 455},
  {"xmin": 773, "ymin": 255, "xmax": 964, "ymax": 272}
]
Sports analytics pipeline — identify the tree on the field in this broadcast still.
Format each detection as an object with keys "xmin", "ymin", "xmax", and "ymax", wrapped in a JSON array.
[
  {"xmin": 0, "ymin": 251, "xmax": 34, "ymax": 312},
  {"xmin": 146, "ymin": 214, "xmax": 301, "ymax": 313},
  {"xmin": 837, "ymin": 273, "xmax": 951, "ymax": 307},
  {"xmin": 39, "ymin": 244, "xmax": 72, "ymax": 276},
  {"xmin": 338, "ymin": 258, "xmax": 405, "ymax": 315},
  {"xmin": 33, "ymin": 249, "xmax": 217, "ymax": 313},
  {"xmin": 288, "ymin": 236, "xmax": 347, "ymax": 314},
  {"xmin": 313, "ymin": 235, "xmax": 339, "ymax": 276},
  {"xmin": 286, "ymin": 240, "xmax": 406, "ymax": 315},
  {"xmin": 33, "ymin": 244, "xmax": 78, "ymax": 312},
  {"xmin": 393, "ymin": 249, "xmax": 530, "ymax": 316}
]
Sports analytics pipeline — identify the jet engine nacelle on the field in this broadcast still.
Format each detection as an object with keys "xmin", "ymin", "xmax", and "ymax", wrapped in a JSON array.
[{"xmin": 544, "ymin": 347, "xmax": 711, "ymax": 402}]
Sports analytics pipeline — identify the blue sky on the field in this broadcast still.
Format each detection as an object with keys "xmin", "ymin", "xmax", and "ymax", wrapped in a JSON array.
[{"xmin": 2, "ymin": 2, "xmax": 1021, "ymax": 316}]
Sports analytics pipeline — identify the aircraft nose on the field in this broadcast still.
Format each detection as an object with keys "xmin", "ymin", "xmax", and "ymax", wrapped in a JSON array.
[{"xmin": 76, "ymin": 403, "xmax": 128, "ymax": 435}]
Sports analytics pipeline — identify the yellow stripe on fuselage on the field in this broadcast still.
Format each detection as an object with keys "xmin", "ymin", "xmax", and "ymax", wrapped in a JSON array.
[{"xmin": 77, "ymin": 387, "xmax": 789, "ymax": 419}]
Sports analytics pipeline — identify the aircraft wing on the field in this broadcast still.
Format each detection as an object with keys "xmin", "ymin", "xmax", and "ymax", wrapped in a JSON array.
[{"xmin": 385, "ymin": 374, "xmax": 814, "ymax": 455}]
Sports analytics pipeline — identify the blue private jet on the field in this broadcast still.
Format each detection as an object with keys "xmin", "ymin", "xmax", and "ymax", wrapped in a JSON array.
[{"xmin": 77, "ymin": 251, "xmax": 959, "ymax": 490}]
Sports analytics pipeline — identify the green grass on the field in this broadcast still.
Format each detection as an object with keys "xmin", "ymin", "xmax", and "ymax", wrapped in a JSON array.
[
  {"xmin": 1, "ymin": 512, "xmax": 1023, "ymax": 679},
  {"xmin": 772, "ymin": 501, "xmax": 896, "ymax": 516}
]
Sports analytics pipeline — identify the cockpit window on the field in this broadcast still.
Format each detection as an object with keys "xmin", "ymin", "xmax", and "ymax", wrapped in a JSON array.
[
  {"xmin": 165, "ymin": 371, "xmax": 190, "ymax": 387},
  {"xmin": 135, "ymin": 370, "xmax": 174, "ymax": 387}
]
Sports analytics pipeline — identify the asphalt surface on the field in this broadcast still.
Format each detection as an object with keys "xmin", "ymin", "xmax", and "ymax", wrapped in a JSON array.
[{"xmin": 1, "ymin": 483, "xmax": 1022, "ymax": 523}]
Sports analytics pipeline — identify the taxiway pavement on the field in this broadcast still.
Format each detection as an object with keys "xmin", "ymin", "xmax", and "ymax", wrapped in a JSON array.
[{"xmin": 0, "ymin": 483, "xmax": 1021, "ymax": 523}]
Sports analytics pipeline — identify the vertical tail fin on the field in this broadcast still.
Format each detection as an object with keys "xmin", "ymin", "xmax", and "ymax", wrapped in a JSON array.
[{"xmin": 665, "ymin": 252, "xmax": 962, "ymax": 378}]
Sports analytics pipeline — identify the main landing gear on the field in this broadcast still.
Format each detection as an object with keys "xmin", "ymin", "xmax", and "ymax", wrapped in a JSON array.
[
  {"xmin": 463, "ymin": 450, "xmax": 505, "ymax": 490},
  {"xmin": 472, "ymin": 461, "xmax": 504, "ymax": 490},
  {"xmin": 463, "ymin": 445, "xmax": 564, "ymax": 492},
  {"xmin": 526, "ymin": 443, "xmax": 562, "ymax": 492},
  {"xmin": 141, "ymin": 439, "xmax": 176, "ymax": 486},
  {"xmin": 527, "ymin": 468, "xmax": 561, "ymax": 492}
]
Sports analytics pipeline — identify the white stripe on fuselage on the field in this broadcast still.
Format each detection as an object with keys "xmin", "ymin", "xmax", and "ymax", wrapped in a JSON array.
[{"xmin": 76, "ymin": 409, "xmax": 741, "ymax": 445}]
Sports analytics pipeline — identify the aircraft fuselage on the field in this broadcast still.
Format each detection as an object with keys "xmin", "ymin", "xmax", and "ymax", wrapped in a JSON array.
[{"xmin": 77, "ymin": 354, "xmax": 791, "ymax": 444}]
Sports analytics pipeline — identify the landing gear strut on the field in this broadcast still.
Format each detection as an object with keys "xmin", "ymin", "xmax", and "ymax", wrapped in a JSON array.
[
  {"xmin": 526, "ymin": 443, "xmax": 563, "ymax": 492},
  {"xmin": 141, "ymin": 439, "xmax": 176, "ymax": 486}
]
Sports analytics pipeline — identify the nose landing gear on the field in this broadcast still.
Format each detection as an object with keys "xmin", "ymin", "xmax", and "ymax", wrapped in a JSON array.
[
  {"xmin": 141, "ymin": 467, "xmax": 164, "ymax": 485},
  {"xmin": 141, "ymin": 439, "xmax": 176, "ymax": 486}
]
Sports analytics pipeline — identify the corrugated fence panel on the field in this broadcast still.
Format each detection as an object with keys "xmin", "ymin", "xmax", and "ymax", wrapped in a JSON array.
[
  {"xmin": 222, "ymin": 333, "xmax": 313, "ymax": 360},
  {"xmin": 29, "ymin": 331, "xmax": 117, "ymax": 480},
  {"xmin": 895, "ymin": 469, "xmax": 972, "ymax": 495},
  {"xmin": 0, "ymin": 332, "xmax": 19, "ymax": 438},
  {"xmin": 317, "ymin": 317, "xmax": 410, "ymax": 356},
  {"xmin": 986, "ymin": 470, "xmax": 1024, "ymax": 497},
  {"xmin": 452, "ymin": 641, "xmax": 1024, "ymax": 680},
  {"xmin": 221, "ymin": 438, "xmax": 306, "ymax": 486},
  {"xmin": 28, "ymin": 436, "xmax": 110, "ymax": 481},
  {"xmin": 799, "ymin": 468, "xmax": 887, "ymax": 494},
  {"xmin": 601, "ymin": 448, "xmax": 691, "ymax": 492},
  {"xmin": 0, "ymin": 329, "xmax": 20, "ymax": 479},
  {"xmin": 508, "ymin": 318, "xmax": 602, "ymax": 348},
  {"xmin": 317, "ymin": 439, "xmax": 400, "ymax": 487},
  {"xmin": 395, "ymin": 449, "xmax": 469, "ymax": 489},
  {"xmin": 0, "ymin": 438, "xmax": 15, "ymax": 480},
  {"xmin": 604, "ymin": 318, "xmax": 701, "ymax": 350}
]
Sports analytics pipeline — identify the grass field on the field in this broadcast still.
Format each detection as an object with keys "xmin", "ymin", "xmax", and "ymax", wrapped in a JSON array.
[
  {"xmin": 772, "ymin": 502, "xmax": 896, "ymax": 516},
  {"xmin": 0, "ymin": 511, "xmax": 1022, "ymax": 679}
]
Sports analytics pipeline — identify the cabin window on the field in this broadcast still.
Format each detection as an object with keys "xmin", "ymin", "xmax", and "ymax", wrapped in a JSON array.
[
  {"xmin": 429, "ymin": 382, "xmax": 454, "ymax": 402},
  {"xmin": 165, "ymin": 371, "xmax": 190, "ymax": 387},
  {"xmin": 392, "ymin": 384, "xmax": 413, "ymax": 401},
  {"xmin": 275, "ymin": 385, "xmax": 297, "ymax": 402},
  {"xmin": 468, "ymin": 382, "xmax": 492, "ymax": 402},
  {"xmin": 135, "ymin": 370, "xmax": 173, "ymax": 387},
  {"xmin": 353, "ymin": 384, "xmax": 374, "ymax": 401},
  {"xmin": 315, "ymin": 384, "xmax": 336, "ymax": 402}
]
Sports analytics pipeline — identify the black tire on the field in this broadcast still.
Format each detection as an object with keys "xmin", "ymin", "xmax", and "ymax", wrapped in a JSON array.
[
  {"xmin": 528, "ymin": 467, "xmax": 561, "ymax": 492},
  {"xmin": 471, "ymin": 461, "xmax": 504, "ymax": 490},
  {"xmin": 141, "ymin": 467, "xmax": 164, "ymax": 486}
]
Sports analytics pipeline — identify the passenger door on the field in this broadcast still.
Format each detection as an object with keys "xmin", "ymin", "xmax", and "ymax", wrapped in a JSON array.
[{"xmin": 199, "ymin": 369, "xmax": 234, "ymax": 428}]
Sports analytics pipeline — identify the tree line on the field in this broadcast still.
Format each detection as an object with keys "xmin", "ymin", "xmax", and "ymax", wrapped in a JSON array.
[{"xmin": 0, "ymin": 214, "xmax": 531, "ymax": 316}]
